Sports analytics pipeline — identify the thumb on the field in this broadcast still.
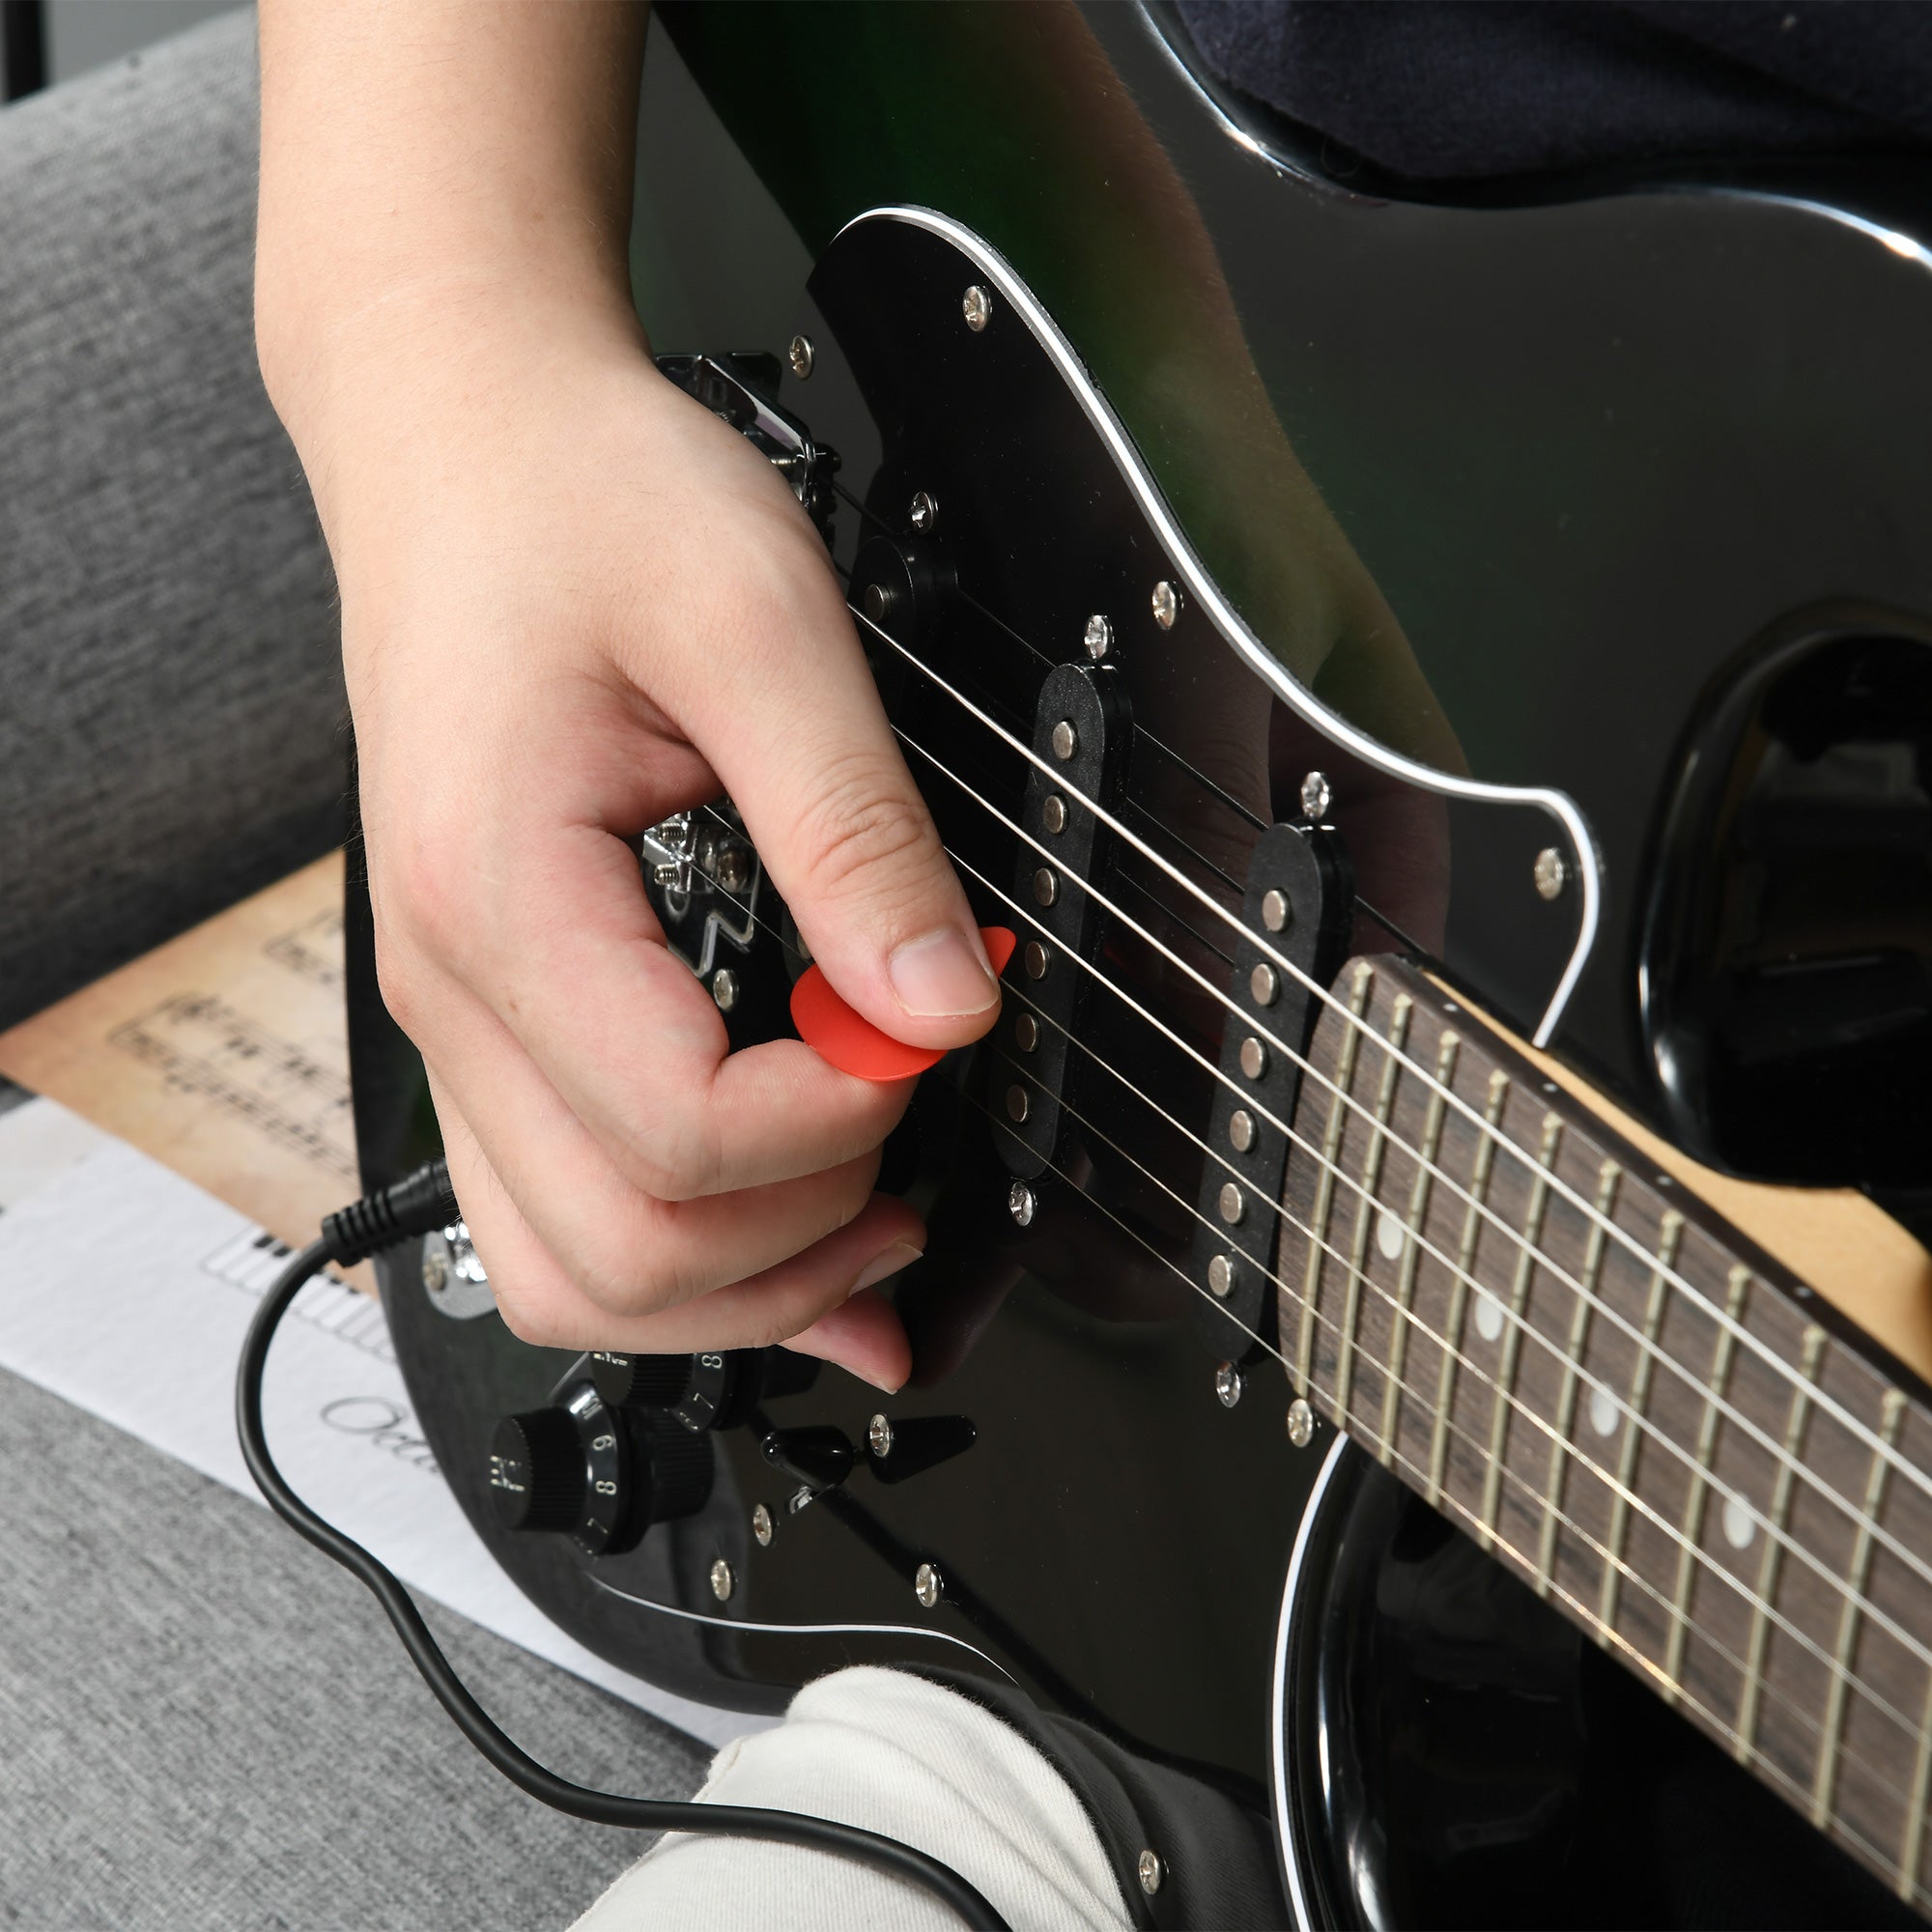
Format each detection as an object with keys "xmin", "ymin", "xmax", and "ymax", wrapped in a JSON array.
[{"xmin": 688, "ymin": 578, "xmax": 1001, "ymax": 1054}]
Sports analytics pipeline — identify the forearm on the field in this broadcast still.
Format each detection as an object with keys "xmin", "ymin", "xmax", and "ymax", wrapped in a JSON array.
[{"xmin": 256, "ymin": 0, "xmax": 648, "ymax": 475}]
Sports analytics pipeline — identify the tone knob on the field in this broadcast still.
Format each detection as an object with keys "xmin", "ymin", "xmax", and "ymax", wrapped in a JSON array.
[
  {"xmin": 588, "ymin": 1350, "xmax": 693, "ymax": 1413},
  {"xmin": 486, "ymin": 1382, "xmax": 714, "ymax": 1557}
]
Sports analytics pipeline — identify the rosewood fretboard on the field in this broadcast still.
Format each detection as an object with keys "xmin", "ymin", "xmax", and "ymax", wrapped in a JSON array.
[{"xmin": 1272, "ymin": 954, "xmax": 1932, "ymax": 1911}]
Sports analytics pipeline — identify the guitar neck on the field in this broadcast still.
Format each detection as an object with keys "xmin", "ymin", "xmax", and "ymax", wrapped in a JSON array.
[{"xmin": 1273, "ymin": 953, "xmax": 1932, "ymax": 1912}]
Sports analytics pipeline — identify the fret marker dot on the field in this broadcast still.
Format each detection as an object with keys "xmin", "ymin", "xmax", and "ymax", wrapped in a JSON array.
[
  {"xmin": 1588, "ymin": 1385, "xmax": 1618, "ymax": 1437},
  {"xmin": 1473, "ymin": 1292, "xmax": 1504, "ymax": 1343},
  {"xmin": 1721, "ymin": 1495, "xmax": 1755, "ymax": 1550},
  {"xmin": 1376, "ymin": 1211, "xmax": 1404, "ymax": 1261}
]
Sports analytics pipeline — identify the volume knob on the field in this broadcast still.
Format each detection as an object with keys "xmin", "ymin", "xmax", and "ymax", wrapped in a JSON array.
[
  {"xmin": 588, "ymin": 1351, "xmax": 693, "ymax": 1412},
  {"xmin": 488, "ymin": 1406, "xmax": 587, "ymax": 1536}
]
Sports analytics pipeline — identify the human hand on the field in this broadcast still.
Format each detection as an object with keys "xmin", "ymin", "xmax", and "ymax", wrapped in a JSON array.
[{"xmin": 296, "ymin": 300, "xmax": 1000, "ymax": 1393}]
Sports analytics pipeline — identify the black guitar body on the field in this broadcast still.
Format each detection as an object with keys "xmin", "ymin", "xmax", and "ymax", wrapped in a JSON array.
[{"xmin": 352, "ymin": 9, "xmax": 1932, "ymax": 1925}]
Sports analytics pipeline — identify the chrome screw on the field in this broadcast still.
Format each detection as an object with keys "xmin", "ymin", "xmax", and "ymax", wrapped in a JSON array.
[
  {"xmin": 1214, "ymin": 1362, "xmax": 1243, "ymax": 1408},
  {"xmin": 1287, "ymin": 1399, "xmax": 1316, "ymax": 1448},
  {"xmin": 1218, "ymin": 1181, "xmax": 1245, "ymax": 1225},
  {"xmin": 786, "ymin": 334, "xmax": 814, "ymax": 380},
  {"xmin": 712, "ymin": 970, "xmax": 738, "ymax": 1012},
  {"xmin": 867, "ymin": 1413, "xmax": 894, "ymax": 1459},
  {"xmin": 1032, "ymin": 867, "xmax": 1059, "ymax": 907},
  {"xmin": 1228, "ymin": 1107, "xmax": 1256, "ymax": 1153},
  {"xmin": 1533, "ymin": 847, "xmax": 1569, "ymax": 901},
  {"xmin": 1151, "ymin": 581, "xmax": 1181, "ymax": 630},
  {"xmin": 1006, "ymin": 1085, "xmax": 1030, "ymax": 1123},
  {"xmin": 1050, "ymin": 720, "xmax": 1077, "ymax": 761},
  {"xmin": 961, "ymin": 284, "xmax": 991, "ymax": 332},
  {"xmin": 1249, "ymin": 962, "xmax": 1279, "ymax": 1006},
  {"xmin": 915, "ymin": 1561, "xmax": 945, "ymax": 1608},
  {"xmin": 1300, "ymin": 771, "xmax": 1333, "ymax": 821},
  {"xmin": 1024, "ymin": 941, "xmax": 1051, "ymax": 980},
  {"xmin": 1208, "ymin": 1253, "xmax": 1236, "ymax": 1298},
  {"xmin": 713, "ymin": 843, "xmax": 752, "ymax": 894},
  {"xmin": 710, "ymin": 1558, "xmax": 736, "ymax": 1602},
  {"xmin": 421, "ymin": 1245, "xmax": 450, "ymax": 1294},
  {"xmin": 1041, "ymin": 795, "xmax": 1067, "ymax": 835},
  {"xmin": 860, "ymin": 581, "xmax": 892, "ymax": 625},
  {"xmin": 1083, "ymin": 613, "xmax": 1113, "ymax": 662},
  {"xmin": 1014, "ymin": 1012, "xmax": 1039, "ymax": 1052},
  {"xmin": 1137, "ymin": 1850, "xmax": 1164, "ymax": 1896},
  {"xmin": 909, "ymin": 490, "xmax": 939, "ymax": 533},
  {"xmin": 1239, "ymin": 1036, "xmax": 1267, "ymax": 1080},
  {"xmin": 1261, "ymin": 888, "xmax": 1292, "ymax": 933},
  {"xmin": 752, "ymin": 1504, "xmax": 774, "ymax": 1548},
  {"xmin": 1008, "ymin": 1180, "xmax": 1037, "ymax": 1228}
]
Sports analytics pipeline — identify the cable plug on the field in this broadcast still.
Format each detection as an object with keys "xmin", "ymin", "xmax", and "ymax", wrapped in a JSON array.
[{"xmin": 320, "ymin": 1159, "xmax": 460, "ymax": 1268}]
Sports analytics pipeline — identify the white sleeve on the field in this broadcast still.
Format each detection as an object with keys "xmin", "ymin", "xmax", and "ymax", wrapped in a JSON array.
[{"xmin": 571, "ymin": 1664, "xmax": 1134, "ymax": 1932}]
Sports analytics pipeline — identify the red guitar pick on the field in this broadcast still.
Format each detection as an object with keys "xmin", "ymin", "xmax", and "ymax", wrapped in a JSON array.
[{"xmin": 789, "ymin": 927, "xmax": 1017, "ymax": 1081}]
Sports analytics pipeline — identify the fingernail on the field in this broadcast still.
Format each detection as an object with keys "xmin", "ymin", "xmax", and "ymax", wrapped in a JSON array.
[
  {"xmin": 849, "ymin": 1240, "xmax": 924, "ymax": 1297},
  {"xmin": 888, "ymin": 927, "xmax": 998, "ymax": 1019}
]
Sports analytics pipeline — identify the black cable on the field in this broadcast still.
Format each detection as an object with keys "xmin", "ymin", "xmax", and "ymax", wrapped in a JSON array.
[{"xmin": 235, "ymin": 1159, "xmax": 1010, "ymax": 1932}]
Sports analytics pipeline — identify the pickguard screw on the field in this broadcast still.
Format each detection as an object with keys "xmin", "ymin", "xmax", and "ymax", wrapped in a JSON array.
[
  {"xmin": 713, "ymin": 844, "xmax": 752, "ymax": 894},
  {"xmin": 1214, "ymin": 1362, "xmax": 1243, "ymax": 1408},
  {"xmin": 1239, "ymin": 1036, "xmax": 1267, "ymax": 1080},
  {"xmin": 1300, "ymin": 771, "xmax": 1332, "ymax": 821},
  {"xmin": 1014, "ymin": 1011, "xmax": 1039, "ymax": 1052},
  {"xmin": 1006, "ymin": 1085, "xmax": 1030, "ymax": 1123},
  {"xmin": 1208, "ymin": 1253, "xmax": 1236, "ymax": 1298},
  {"xmin": 1083, "ymin": 613, "xmax": 1113, "ymax": 662},
  {"xmin": 1137, "ymin": 1849, "xmax": 1164, "ymax": 1895},
  {"xmin": 1024, "ymin": 941, "xmax": 1050, "ymax": 980},
  {"xmin": 1041, "ymin": 795, "xmax": 1067, "ymax": 835},
  {"xmin": 961, "ymin": 284, "xmax": 991, "ymax": 332},
  {"xmin": 1032, "ymin": 867, "xmax": 1059, "ymax": 907},
  {"xmin": 710, "ymin": 1558, "xmax": 736, "ymax": 1602},
  {"xmin": 1228, "ymin": 1108, "xmax": 1256, "ymax": 1152},
  {"xmin": 1262, "ymin": 888, "xmax": 1292, "ymax": 933},
  {"xmin": 1249, "ymin": 962, "xmax": 1279, "ymax": 1006},
  {"xmin": 868, "ymin": 1414, "xmax": 894, "ymax": 1459},
  {"xmin": 752, "ymin": 1504, "xmax": 774, "ymax": 1547},
  {"xmin": 1218, "ymin": 1181, "xmax": 1245, "ymax": 1225},
  {"xmin": 712, "ymin": 969, "xmax": 738, "ymax": 1012},
  {"xmin": 786, "ymin": 334, "xmax": 814, "ymax": 380},
  {"xmin": 1050, "ymin": 720, "xmax": 1077, "ymax": 761},
  {"xmin": 421, "ymin": 1244, "xmax": 449, "ymax": 1294},
  {"xmin": 1287, "ymin": 1399, "xmax": 1315, "ymax": 1448},
  {"xmin": 909, "ymin": 490, "xmax": 939, "ymax": 533},
  {"xmin": 1151, "ymin": 581, "xmax": 1181, "ymax": 630},
  {"xmin": 1533, "ymin": 846, "xmax": 1569, "ymax": 901},
  {"xmin": 915, "ymin": 1561, "xmax": 945, "ymax": 1608},
  {"xmin": 1008, "ymin": 1180, "xmax": 1037, "ymax": 1227}
]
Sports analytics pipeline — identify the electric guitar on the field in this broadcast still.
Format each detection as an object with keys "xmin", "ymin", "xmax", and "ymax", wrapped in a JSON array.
[{"xmin": 350, "ymin": 7, "xmax": 1932, "ymax": 1924}]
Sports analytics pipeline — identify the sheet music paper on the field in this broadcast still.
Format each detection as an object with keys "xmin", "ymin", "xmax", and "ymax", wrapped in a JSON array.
[{"xmin": 0, "ymin": 1095, "xmax": 763, "ymax": 1751}]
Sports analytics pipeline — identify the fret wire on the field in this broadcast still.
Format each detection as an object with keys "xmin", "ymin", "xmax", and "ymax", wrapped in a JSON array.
[
  {"xmin": 1430, "ymin": 1069, "xmax": 1510, "ymax": 1506},
  {"xmin": 1736, "ymin": 1324, "xmax": 1827, "ymax": 1763},
  {"xmin": 706, "ymin": 798, "xmax": 1932, "ymax": 1688},
  {"xmin": 1902, "ymin": 1672, "xmax": 1932, "ymax": 1905},
  {"xmin": 857, "ymin": 611, "xmax": 1932, "ymax": 1524},
  {"xmin": 1663, "ymin": 1266, "xmax": 1751, "ymax": 1701},
  {"xmin": 1815, "ymin": 1389, "xmax": 1909, "ymax": 1827},
  {"xmin": 1480, "ymin": 1113, "xmax": 1565, "ymax": 1551},
  {"xmin": 948, "ymin": 1062, "xmax": 1925, "ymax": 1906},
  {"xmin": 1296, "ymin": 961, "xmax": 1374, "ymax": 1397},
  {"xmin": 1537, "ymin": 1158, "xmax": 1622, "ymax": 1596},
  {"xmin": 1332, "ymin": 992, "xmax": 1412, "ymax": 1425},
  {"xmin": 1377, "ymin": 1031, "xmax": 1460, "ymax": 1466}
]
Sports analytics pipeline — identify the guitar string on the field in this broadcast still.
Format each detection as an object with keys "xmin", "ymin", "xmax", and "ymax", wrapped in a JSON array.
[
  {"xmin": 855, "ymin": 704, "xmax": 1932, "ymax": 1613},
  {"xmin": 849, "ymin": 598, "xmax": 1932, "ymax": 1518},
  {"xmin": 691, "ymin": 799, "xmax": 1932, "ymax": 1711},
  {"xmin": 681, "ymin": 821, "xmax": 1919, "ymax": 1889}
]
